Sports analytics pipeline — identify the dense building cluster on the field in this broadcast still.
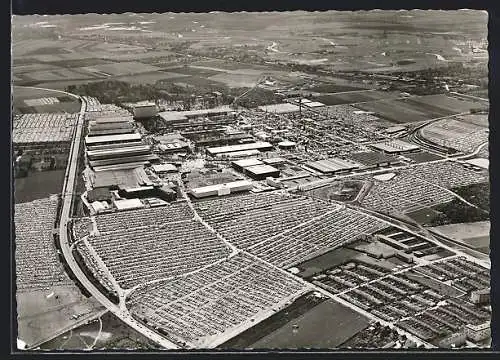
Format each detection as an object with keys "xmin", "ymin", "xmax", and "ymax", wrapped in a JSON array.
[
  {"xmin": 127, "ymin": 252, "xmax": 308, "ymax": 348},
  {"xmin": 15, "ymin": 196, "xmax": 73, "ymax": 291}
]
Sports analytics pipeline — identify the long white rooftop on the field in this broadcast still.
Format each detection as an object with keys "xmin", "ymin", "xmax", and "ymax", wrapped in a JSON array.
[{"xmin": 85, "ymin": 132, "xmax": 142, "ymax": 145}]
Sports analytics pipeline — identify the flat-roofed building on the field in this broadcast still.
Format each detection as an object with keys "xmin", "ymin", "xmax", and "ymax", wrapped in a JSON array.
[
  {"xmin": 85, "ymin": 133, "xmax": 142, "ymax": 147},
  {"xmin": 189, "ymin": 180, "xmax": 253, "ymax": 199},
  {"xmin": 470, "ymin": 288, "xmax": 490, "ymax": 305},
  {"xmin": 245, "ymin": 164, "xmax": 280, "ymax": 180},
  {"xmin": 159, "ymin": 107, "xmax": 234, "ymax": 125},
  {"xmin": 88, "ymin": 154, "xmax": 158, "ymax": 169},
  {"xmin": 278, "ymin": 141, "xmax": 297, "ymax": 150},
  {"xmin": 207, "ymin": 141, "xmax": 273, "ymax": 155},
  {"xmin": 91, "ymin": 167, "xmax": 153, "ymax": 189},
  {"xmin": 438, "ymin": 331, "xmax": 467, "ymax": 348},
  {"xmin": 385, "ymin": 125, "xmax": 406, "ymax": 134},
  {"xmin": 262, "ymin": 157, "xmax": 287, "ymax": 166},
  {"xmin": 207, "ymin": 142, "xmax": 273, "ymax": 156},
  {"xmin": 113, "ymin": 198, "xmax": 144, "ymax": 211},
  {"xmin": 152, "ymin": 163, "xmax": 177, "ymax": 174},
  {"xmin": 87, "ymin": 144, "xmax": 152, "ymax": 161},
  {"xmin": 215, "ymin": 149, "xmax": 261, "ymax": 159},
  {"xmin": 349, "ymin": 151, "xmax": 400, "ymax": 168},
  {"xmin": 90, "ymin": 115, "xmax": 134, "ymax": 124},
  {"xmin": 232, "ymin": 158, "xmax": 263, "ymax": 172},
  {"xmin": 157, "ymin": 142, "xmax": 189, "ymax": 153},
  {"xmin": 307, "ymin": 157, "xmax": 361, "ymax": 174},
  {"xmin": 88, "ymin": 119, "xmax": 135, "ymax": 137},
  {"xmin": 370, "ymin": 139, "xmax": 420, "ymax": 154},
  {"xmin": 132, "ymin": 103, "xmax": 158, "ymax": 119},
  {"xmin": 304, "ymin": 101, "xmax": 326, "ymax": 108},
  {"xmin": 258, "ymin": 103, "xmax": 301, "ymax": 114},
  {"xmin": 465, "ymin": 321, "xmax": 491, "ymax": 342}
]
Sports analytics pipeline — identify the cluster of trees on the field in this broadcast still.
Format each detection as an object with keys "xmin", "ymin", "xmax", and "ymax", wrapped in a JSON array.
[
  {"xmin": 233, "ymin": 87, "xmax": 284, "ymax": 108},
  {"xmin": 429, "ymin": 182, "xmax": 490, "ymax": 226},
  {"xmin": 67, "ymin": 81, "xmax": 163, "ymax": 105}
]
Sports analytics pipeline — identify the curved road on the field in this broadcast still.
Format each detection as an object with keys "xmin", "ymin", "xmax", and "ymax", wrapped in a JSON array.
[{"xmin": 56, "ymin": 94, "xmax": 179, "ymax": 349}]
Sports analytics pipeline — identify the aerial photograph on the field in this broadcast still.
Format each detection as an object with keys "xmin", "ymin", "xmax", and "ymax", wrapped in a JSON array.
[{"xmin": 12, "ymin": 10, "xmax": 490, "ymax": 351}]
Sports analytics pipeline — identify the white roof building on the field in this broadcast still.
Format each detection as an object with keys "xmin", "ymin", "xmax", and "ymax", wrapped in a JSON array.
[{"xmin": 114, "ymin": 198, "xmax": 144, "ymax": 210}]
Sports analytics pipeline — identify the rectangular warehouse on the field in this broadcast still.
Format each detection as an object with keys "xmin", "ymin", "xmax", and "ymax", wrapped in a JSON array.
[
  {"xmin": 307, "ymin": 157, "xmax": 360, "ymax": 174},
  {"xmin": 87, "ymin": 144, "xmax": 152, "ymax": 161},
  {"xmin": 232, "ymin": 158, "xmax": 263, "ymax": 173},
  {"xmin": 189, "ymin": 180, "xmax": 253, "ymax": 199},
  {"xmin": 348, "ymin": 151, "xmax": 401, "ymax": 168},
  {"xmin": 85, "ymin": 133, "xmax": 142, "ymax": 147},
  {"xmin": 215, "ymin": 149, "xmax": 261, "ymax": 159},
  {"xmin": 370, "ymin": 139, "xmax": 420, "ymax": 154},
  {"xmin": 244, "ymin": 164, "xmax": 280, "ymax": 180},
  {"xmin": 207, "ymin": 142, "xmax": 273, "ymax": 156}
]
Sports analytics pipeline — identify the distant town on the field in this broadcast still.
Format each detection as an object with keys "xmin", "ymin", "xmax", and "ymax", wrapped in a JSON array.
[{"xmin": 13, "ymin": 10, "xmax": 490, "ymax": 351}]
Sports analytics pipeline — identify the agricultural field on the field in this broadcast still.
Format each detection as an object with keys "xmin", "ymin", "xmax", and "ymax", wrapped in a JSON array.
[
  {"xmin": 165, "ymin": 66, "xmax": 226, "ymax": 77},
  {"xmin": 13, "ymin": 86, "xmax": 75, "ymax": 103},
  {"xmin": 13, "ymin": 91, "xmax": 81, "ymax": 114},
  {"xmin": 22, "ymin": 68, "xmax": 99, "ymax": 82},
  {"xmin": 81, "ymin": 61, "xmax": 163, "ymax": 77},
  {"xmin": 208, "ymin": 73, "xmax": 262, "ymax": 88},
  {"xmin": 314, "ymin": 90, "xmax": 403, "ymax": 106},
  {"xmin": 111, "ymin": 71, "xmax": 189, "ymax": 85},
  {"xmin": 306, "ymin": 82, "xmax": 368, "ymax": 93},
  {"xmin": 407, "ymin": 94, "xmax": 487, "ymax": 114},
  {"xmin": 354, "ymin": 95, "xmax": 466, "ymax": 124}
]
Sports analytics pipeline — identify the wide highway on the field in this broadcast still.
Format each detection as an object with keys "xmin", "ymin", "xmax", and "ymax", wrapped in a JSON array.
[{"xmin": 57, "ymin": 95, "xmax": 179, "ymax": 349}]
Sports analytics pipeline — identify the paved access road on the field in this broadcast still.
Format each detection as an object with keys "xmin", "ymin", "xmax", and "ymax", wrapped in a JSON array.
[{"xmin": 56, "ymin": 95, "xmax": 179, "ymax": 350}]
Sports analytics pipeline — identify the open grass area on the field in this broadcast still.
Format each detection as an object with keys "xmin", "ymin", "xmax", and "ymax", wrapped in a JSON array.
[
  {"xmin": 354, "ymin": 94, "xmax": 470, "ymax": 123},
  {"xmin": 408, "ymin": 94, "xmax": 486, "ymax": 114},
  {"xmin": 429, "ymin": 221, "xmax": 490, "ymax": 253},
  {"xmin": 14, "ymin": 170, "xmax": 65, "ymax": 204},
  {"xmin": 39, "ymin": 311, "xmax": 161, "ymax": 350},
  {"xmin": 315, "ymin": 90, "xmax": 401, "ymax": 105},
  {"xmin": 81, "ymin": 61, "xmax": 163, "ymax": 77},
  {"xmin": 405, "ymin": 207, "xmax": 443, "ymax": 225},
  {"xmin": 403, "ymin": 151, "xmax": 444, "ymax": 163},
  {"xmin": 17, "ymin": 291, "xmax": 105, "ymax": 349},
  {"xmin": 248, "ymin": 298, "xmax": 370, "ymax": 349},
  {"xmin": 307, "ymin": 83, "xmax": 366, "ymax": 93},
  {"xmin": 428, "ymin": 182, "xmax": 490, "ymax": 226},
  {"xmin": 165, "ymin": 66, "xmax": 224, "ymax": 77},
  {"xmin": 218, "ymin": 292, "xmax": 326, "ymax": 349},
  {"xmin": 296, "ymin": 247, "xmax": 363, "ymax": 278}
]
